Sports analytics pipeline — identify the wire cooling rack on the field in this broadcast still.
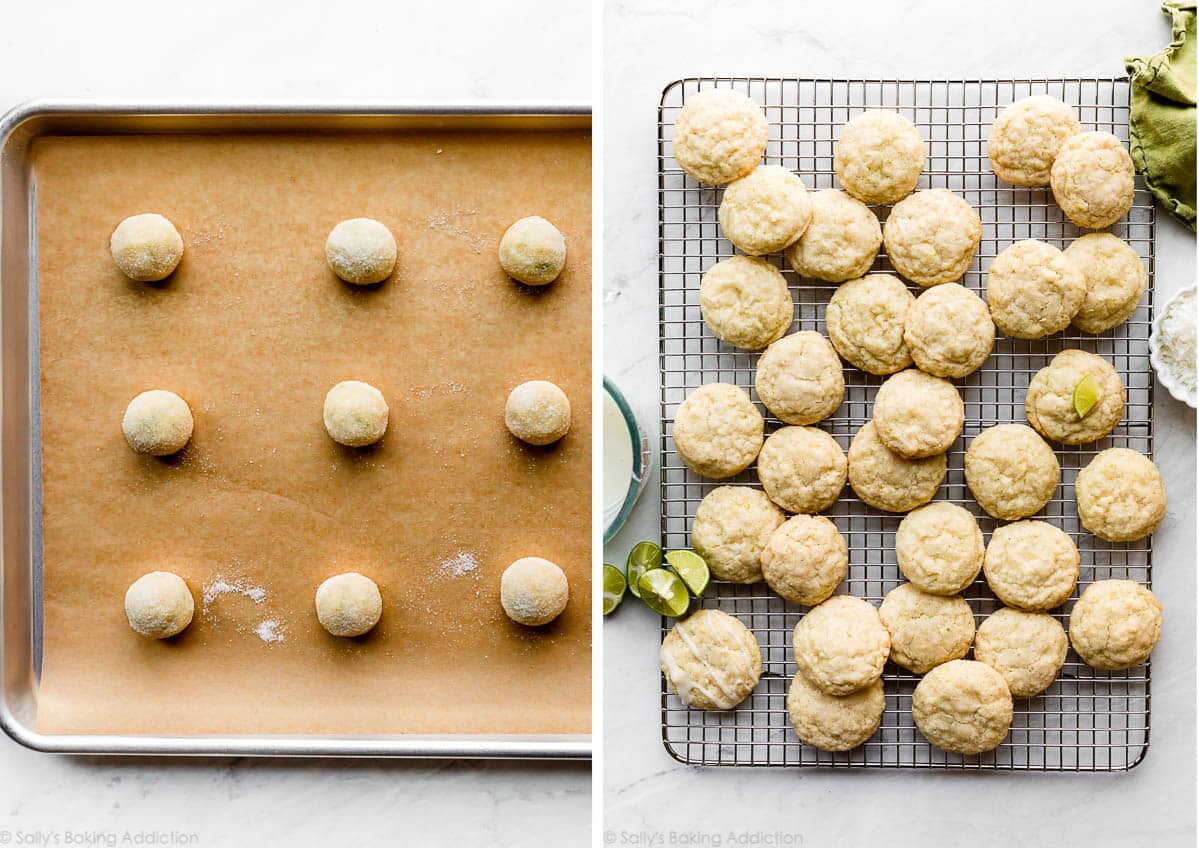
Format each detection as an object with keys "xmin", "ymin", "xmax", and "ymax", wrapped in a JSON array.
[{"xmin": 657, "ymin": 78, "xmax": 1155, "ymax": 771}]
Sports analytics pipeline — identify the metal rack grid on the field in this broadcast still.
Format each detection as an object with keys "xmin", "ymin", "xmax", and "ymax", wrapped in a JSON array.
[{"xmin": 657, "ymin": 77, "xmax": 1155, "ymax": 771}]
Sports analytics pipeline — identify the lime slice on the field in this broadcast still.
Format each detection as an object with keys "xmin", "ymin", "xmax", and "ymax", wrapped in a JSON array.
[
  {"xmin": 626, "ymin": 541, "xmax": 663, "ymax": 599},
  {"xmin": 602, "ymin": 564, "xmax": 626, "ymax": 615},
  {"xmin": 665, "ymin": 549, "xmax": 710, "ymax": 597},
  {"xmin": 637, "ymin": 568, "xmax": 691, "ymax": 617},
  {"xmin": 1073, "ymin": 374, "xmax": 1100, "ymax": 418}
]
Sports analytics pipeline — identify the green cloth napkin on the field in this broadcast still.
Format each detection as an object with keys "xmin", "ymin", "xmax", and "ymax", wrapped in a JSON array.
[{"xmin": 1125, "ymin": 1, "xmax": 1197, "ymax": 230}]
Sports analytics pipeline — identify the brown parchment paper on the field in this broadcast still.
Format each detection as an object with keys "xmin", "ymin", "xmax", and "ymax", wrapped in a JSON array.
[{"xmin": 31, "ymin": 128, "xmax": 591, "ymax": 735}]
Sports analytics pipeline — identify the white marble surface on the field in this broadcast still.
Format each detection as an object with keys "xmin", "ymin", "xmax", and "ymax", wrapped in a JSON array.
[
  {"xmin": 603, "ymin": 2, "xmax": 1196, "ymax": 845},
  {"xmin": 0, "ymin": 2, "xmax": 590, "ymax": 846}
]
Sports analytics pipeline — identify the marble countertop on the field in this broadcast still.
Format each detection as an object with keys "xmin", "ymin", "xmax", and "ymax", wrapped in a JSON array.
[{"xmin": 602, "ymin": 2, "xmax": 1196, "ymax": 846}]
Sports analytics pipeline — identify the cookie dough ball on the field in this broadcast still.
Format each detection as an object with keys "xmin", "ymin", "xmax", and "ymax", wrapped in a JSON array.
[
  {"xmin": 873, "ymin": 369, "xmax": 964, "ymax": 458},
  {"xmin": 793, "ymin": 595, "xmax": 891, "ymax": 695},
  {"xmin": 987, "ymin": 96, "xmax": 1082, "ymax": 187},
  {"xmin": 756, "ymin": 426, "xmax": 847, "ymax": 514},
  {"xmin": 315, "ymin": 572, "xmax": 383, "ymax": 637},
  {"xmin": 895, "ymin": 503, "xmax": 984, "ymax": 596},
  {"xmin": 787, "ymin": 672, "xmax": 884, "ymax": 752},
  {"xmin": 672, "ymin": 88, "xmax": 769, "ymax": 185},
  {"xmin": 672, "ymin": 383, "xmax": 763, "ymax": 479},
  {"xmin": 785, "ymin": 189, "xmax": 882, "ymax": 282},
  {"xmin": 325, "ymin": 218, "xmax": 397, "ymax": 285},
  {"xmin": 1075, "ymin": 448, "xmax": 1167, "ymax": 542},
  {"xmin": 911, "ymin": 660, "xmax": 1013, "ymax": 755},
  {"xmin": 834, "ymin": 110, "xmax": 925, "ymax": 205},
  {"xmin": 661, "ymin": 609, "xmax": 762, "ymax": 709},
  {"xmin": 984, "ymin": 520, "xmax": 1079, "ymax": 611},
  {"xmin": 498, "ymin": 216, "xmax": 566, "ymax": 286},
  {"xmin": 500, "ymin": 557, "xmax": 569, "ymax": 627},
  {"xmin": 125, "ymin": 571, "xmax": 194, "ymax": 639},
  {"xmin": 975, "ymin": 608, "xmax": 1068, "ymax": 697},
  {"xmin": 505, "ymin": 380, "xmax": 572, "ymax": 446},
  {"xmin": 698, "ymin": 256, "xmax": 792, "ymax": 350},
  {"xmin": 110, "ymin": 213, "xmax": 184, "ymax": 282},
  {"xmin": 878, "ymin": 583, "xmax": 975, "ymax": 674},
  {"xmin": 884, "ymin": 189, "xmax": 982, "ymax": 287},
  {"xmin": 1025, "ymin": 349, "xmax": 1125, "ymax": 444},
  {"xmin": 847, "ymin": 421, "xmax": 946, "ymax": 513},
  {"xmin": 691, "ymin": 485, "xmax": 784, "ymax": 583},
  {"xmin": 323, "ymin": 380, "xmax": 389, "ymax": 447},
  {"xmin": 122, "ymin": 389, "xmax": 194, "ymax": 456},
  {"xmin": 1064, "ymin": 233, "xmax": 1148, "ymax": 334},
  {"xmin": 1050, "ymin": 132, "xmax": 1135, "ymax": 229},
  {"xmin": 825, "ymin": 274, "xmax": 915, "ymax": 375},
  {"xmin": 755, "ymin": 332, "xmax": 845, "ymax": 425},
  {"xmin": 761, "ymin": 514, "xmax": 848, "ymax": 606},
  {"xmin": 963, "ymin": 424, "xmax": 1059, "ymax": 520},
  {"xmin": 986, "ymin": 240, "xmax": 1086, "ymax": 339},
  {"xmin": 904, "ymin": 283, "xmax": 994, "ymax": 378},
  {"xmin": 1069, "ymin": 580, "xmax": 1162, "ymax": 670},
  {"xmin": 718, "ymin": 165, "xmax": 812, "ymax": 255}
]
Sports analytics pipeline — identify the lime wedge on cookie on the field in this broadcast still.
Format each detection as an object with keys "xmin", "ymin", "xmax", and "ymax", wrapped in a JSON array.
[
  {"xmin": 1073, "ymin": 374, "xmax": 1100, "ymax": 418},
  {"xmin": 665, "ymin": 549, "xmax": 710, "ymax": 597},
  {"xmin": 637, "ymin": 568, "xmax": 691, "ymax": 617},
  {"xmin": 626, "ymin": 540, "xmax": 663, "ymax": 599},
  {"xmin": 602, "ymin": 564, "xmax": 627, "ymax": 615}
]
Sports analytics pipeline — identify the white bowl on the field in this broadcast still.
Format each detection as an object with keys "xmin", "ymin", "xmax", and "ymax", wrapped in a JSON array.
[{"xmin": 1148, "ymin": 284, "xmax": 1197, "ymax": 409}]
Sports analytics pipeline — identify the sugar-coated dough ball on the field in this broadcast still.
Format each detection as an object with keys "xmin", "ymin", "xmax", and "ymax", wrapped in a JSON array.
[
  {"xmin": 660, "ymin": 609, "xmax": 762, "ymax": 710},
  {"xmin": 110, "ymin": 213, "xmax": 184, "ymax": 282},
  {"xmin": 325, "ymin": 218, "xmax": 397, "ymax": 285},
  {"xmin": 878, "ymin": 582, "xmax": 975, "ymax": 674},
  {"xmin": 848, "ymin": 421, "xmax": 946, "ymax": 513},
  {"xmin": 1025, "ymin": 349, "xmax": 1125, "ymax": 445},
  {"xmin": 761, "ymin": 515, "xmax": 847, "ymax": 606},
  {"xmin": 988, "ymin": 96, "xmax": 1081, "ymax": 187},
  {"xmin": 884, "ymin": 189, "xmax": 982, "ymax": 287},
  {"xmin": 1050, "ymin": 132, "xmax": 1135, "ymax": 229},
  {"xmin": 792, "ymin": 595, "xmax": 890, "ymax": 696},
  {"xmin": 323, "ymin": 380, "xmax": 389, "ymax": 447},
  {"xmin": 718, "ymin": 165, "xmax": 812, "ymax": 255},
  {"xmin": 912, "ymin": 660, "xmax": 1013, "ymax": 755},
  {"xmin": 125, "ymin": 571, "xmax": 194, "ymax": 638},
  {"xmin": 904, "ymin": 283, "xmax": 994, "ymax": 378},
  {"xmin": 1075, "ymin": 448, "xmax": 1167, "ymax": 542},
  {"xmin": 872, "ymin": 369, "xmax": 964, "ymax": 458},
  {"xmin": 756, "ymin": 426, "xmax": 846, "ymax": 514},
  {"xmin": 1069, "ymin": 580, "xmax": 1162, "ymax": 670},
  {"xmin": 500, "ymin": 557, "xmax": 569, "ymax": 626},
  {"xmin": 787, "ymin": 671, "xmax": 884, "ymax": 752},
  {"xmin": 975, "ymin": 608, "xmax": 1068, "ymax": 697},
  {"xmin": 825, "ymin": 274, "xmax": 914, "ymax": 375},
  {"xmin": 1064, "ymin": 233, "xmax": 1148, "ymax": 334},
  {"xmin": 691, "ymin": 486, "xmax": 784, "ymax": 583},
  {"xmin": 672, "ymin": 383, "xmax": 763, "ymax": 479},
  {"xmin": 755, "ymin": 331, "xmax": 845, "ymax": 425},
  {"xmin": 315, "ymin": 572, "xmax": 382, "ymax": 637},
  {"xmin": 122, "ymin": 389, "xmax": 194, "ymax": 456},
  {"xmin": 672, "ymin": 88, "xmax": 769, "ymax": 185},
  {"xmin": 895, "ymin": 502, "xmax": 984, "ymax": 596},
  {"xmin": 698, "ymin": 255, "xmax": 792, "ymax": 350},
  {"xmin": 785, "ymin": 189, "xmax": 882, "ymax": 283},
  {"xmin": 498, "ymin": 216, "xmax": 566, "ymax": 286},
  {"xmin": 986, "ymin": 240, "xmax": 1086, "ymax": 339},
  {"xmin": 834, "ymin": 110, "xmax": 925, "ymax": 205},
  {"xmin": 505, "ymin": 380, "xmax": 571, "ymax": 445},
  {"xmin": 983, "ymin": 520, "xmax": 1079, "ymax": 611},
  {"xmin": 964, "ymin": 424, "xmax": 1059, "ymax": 520}
]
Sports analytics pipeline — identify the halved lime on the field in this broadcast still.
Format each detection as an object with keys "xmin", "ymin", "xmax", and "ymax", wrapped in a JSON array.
[
  {"xmin": 626, "ymin": 541, "xmax": 663, "ymax": 599},
  {"xmin": 602, "ymin": 564, "xmax": 626, "ymax": 615},
  {"xmin": 665, "ymin": 549, "xmax": 710, "ymax": 597},
  {"xmin": 637, "ymin": 568, "xmax": 691, "ymax": 617},
  {"xmin": 1073, "ymin": 374, "xmax": 1100, "ymax": 418}
]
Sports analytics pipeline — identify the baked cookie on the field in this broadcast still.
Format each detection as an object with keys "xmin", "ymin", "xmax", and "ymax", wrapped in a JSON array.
[
  {"xmin": 847, "ymin": 421, "xmax": 946, "ymax": 513},
  {"xmin": 1064, "ymin": 233, "xmax": 1148, "ymax": 334},
  {"xmin": 878, "ymin": 583, "xmax": 975, "ymax": 675},
  {"xmin": 661, "ymin": 609, "xmax": 763, "ymax": 709},
  {"xmin": 964, "ymin": 424, "xmax": 1059, "ymax": 520},
  {"xmin": 672, "ymin": 88, "xmax": 769, "ymax": 185},
  {"xmin": 883, "ymin": 190, "xmax": 982, "ymax": 287},
  {"xmin": 755, "ymin": 332, "xmax": 845, "ymax": 425},
  {"xmin": 672, "ymin": 383, "xmax": 764, "ymax": 479},
  {"xmin": 699, "ymin": 255, "xmax": 793, "ymax": 350},
  {"xmin": 911, "ymin": 660, "xmax": 1014, "ymax": 755},
  {"xmin": 987, "ymin": 95, "xmax": 1081, "ymax": 187},
  {"xmin": 904, "ymin": 284, "xmax": 994, "ymax": 378},
  {"xmin": 1050, "ymin": 131, "xmax": 1135, "ymax": 229},
  {"xmin": 825, "ymin": 274, "xmax": 915, "ymax": 375},
  {"xmin": 974, "ymin": 608, "xmax": 1068, "ymax": 697},
  {"xmin": 787, "ymin": 671, "xmax": 884, "ymax": 752},
  {"xmin": 718, "ymin": 165, "xmax": 813, "ymax": 255},
  {"xmin": 792, "ymin": 595, "xmax": 891, "ymax": 695},
  {"xmin": 983, "ymin": 520, "xmax": 1079, "ymax": 611},
  {"xmin": 834, "ymin": 110, "xmax": 925, "ymax": 205},
  {"xmin": 756, "ymin": 426, "xmax": 847, "ymax": 514},
  {"xmin": 761, "ymin": 514, "xmax": 848, "ymax": 606},
  {"xmin": 1074, "ymin": 448, "xmax": 1167, "ymax": 542},
  {"xmin": 986, "ymin": 240, "xmax": 1086, "ymax": 339},
  {"xmin": 785, "ymin": 189, "xmax": 882, "ymax": 282},
  {"xmin": 895, "ymin": 502, "xmax": 984, "ymax": 596},
  {"xmin": 1069, "ymin": 580, "xmax": 1162, "ymax": 670},
  {"xmin": 1025, "ymin": 349, "xmax": 1125, "ymax": 444},
  {"xmin": 691, "ymin": 485, "xmax": 784, "ymax": 583},
  {"xmin": 872, "ymin": 369, "xmax": 964, "ymax": 458}
]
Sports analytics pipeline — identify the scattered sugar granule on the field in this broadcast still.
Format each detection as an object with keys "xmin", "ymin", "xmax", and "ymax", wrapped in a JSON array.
[
  {"xmin": 255, "ymin": 619, "xmax": 286, "ymax": 644},
  {"xmin": 437, "ymin": 551, "xmax": 479, "ymax": 578},
  {"xmin": 202, "ymin": 576, "xmax": 268, "ymax": 613}
]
